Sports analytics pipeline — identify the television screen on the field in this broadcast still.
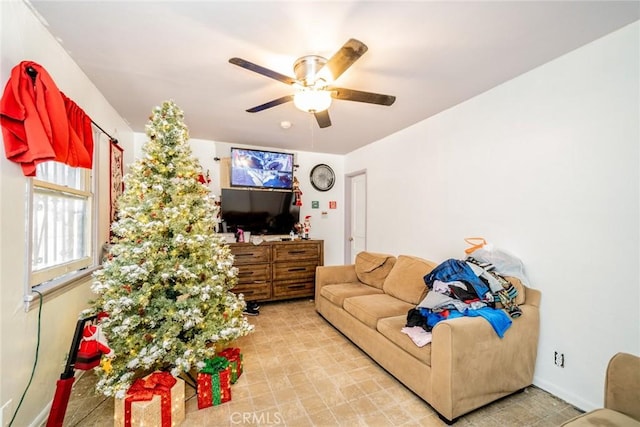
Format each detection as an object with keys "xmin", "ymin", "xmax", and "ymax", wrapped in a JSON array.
[
  {"xmin": 220, "ymin": 188, "xmax": 300, "ymax": 235},
  {"xmin": 230, "ymin": 147, "xmax": 294, "ymax": 190}
]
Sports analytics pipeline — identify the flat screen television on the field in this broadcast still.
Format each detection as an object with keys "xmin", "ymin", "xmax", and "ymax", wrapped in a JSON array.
[
  {"xmin": 220, "ymin": 188, "xmax": 300, "ymax": 235},
  {"xmin": 230, "ymin": 147, "xmax": 294, "ymax": 190}
]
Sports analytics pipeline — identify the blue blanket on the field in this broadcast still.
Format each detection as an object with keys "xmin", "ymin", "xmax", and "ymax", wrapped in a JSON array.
[{"xmin": 419, "ymin": 306, "xmax": 512, "ymax": 338}]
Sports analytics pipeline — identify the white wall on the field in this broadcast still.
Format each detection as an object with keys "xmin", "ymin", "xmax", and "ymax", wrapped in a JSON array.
[
  {"xmin": 0, "ymin": 2, "xmax": 134, "ymax": 425},
  {"xmin": 346, "ymin": 21, "xmax": 639, "ymax": 411}
]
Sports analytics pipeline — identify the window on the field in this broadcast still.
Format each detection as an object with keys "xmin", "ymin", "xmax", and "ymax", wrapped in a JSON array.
[{"xmin": 26, "ymin": 130, "xmax": 100, "ymax": 300}]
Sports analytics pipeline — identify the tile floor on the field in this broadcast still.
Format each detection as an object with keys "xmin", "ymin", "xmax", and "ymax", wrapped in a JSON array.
[{"xmin": 62, "ymin": 299, "xmax": 583, "ymax": 426}]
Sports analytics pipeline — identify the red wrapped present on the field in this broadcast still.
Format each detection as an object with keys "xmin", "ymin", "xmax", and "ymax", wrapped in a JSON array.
[
  {"xmin": 114, "ymin": 371, "xmax": 185, "ymax": 427},
  {"xmin": 197, "ymin": 357, "xmax": 231, "ymax": 409},
  {"xmin": 218, "ymin": 347, "xmax": 243, "ymax": 384}
]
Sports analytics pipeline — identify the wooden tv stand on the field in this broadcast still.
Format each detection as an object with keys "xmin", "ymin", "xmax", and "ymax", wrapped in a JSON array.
[{"xmin": 228, "ymin": 239, "xmax": 324, "ymax": 302}]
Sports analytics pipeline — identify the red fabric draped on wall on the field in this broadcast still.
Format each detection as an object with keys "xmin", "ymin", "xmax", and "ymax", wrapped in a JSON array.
[{"xmin": 0, "ymin": 60, "xmax": 94, "ymax": 176}]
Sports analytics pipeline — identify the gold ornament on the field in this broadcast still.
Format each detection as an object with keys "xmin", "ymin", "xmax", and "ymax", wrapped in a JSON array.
[{"xmin": 101, "ymin": 358, "xmax": 112, "ymax": 374}]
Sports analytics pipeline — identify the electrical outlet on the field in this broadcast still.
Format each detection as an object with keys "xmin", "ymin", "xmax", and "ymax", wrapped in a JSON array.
[{"xmin": 554, "ymin": 351, "xmax": 565, "ymax": 368}]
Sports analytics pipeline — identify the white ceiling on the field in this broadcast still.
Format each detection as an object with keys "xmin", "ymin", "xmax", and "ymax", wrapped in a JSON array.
[{"xmin": 27, "ymin": 1, "xmax": 639, "ymax": 154}]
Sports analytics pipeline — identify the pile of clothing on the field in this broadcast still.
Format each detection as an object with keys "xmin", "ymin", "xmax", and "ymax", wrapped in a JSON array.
[{"xmin": 402, "ymin": 256, "xmax": 523, "ymax": 347}]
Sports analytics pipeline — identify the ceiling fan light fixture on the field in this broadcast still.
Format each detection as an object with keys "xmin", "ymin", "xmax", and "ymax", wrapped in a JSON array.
[{"xmin": 293, "ymin": 88, "xmax": 332, "ymax": 113}]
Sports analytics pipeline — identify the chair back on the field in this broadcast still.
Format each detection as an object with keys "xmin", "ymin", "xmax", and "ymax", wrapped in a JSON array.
[{"xmin": 605, "ymin": 352, "xmax": 640, "ymax": 421}]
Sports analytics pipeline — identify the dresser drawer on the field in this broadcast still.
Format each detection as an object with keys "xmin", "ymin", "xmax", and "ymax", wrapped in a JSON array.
[
  {"xmin": 273, "ymin": 281, "xmax": 315, "ymax": 299},
  {"xmin": 272, "ymin": 243, "xmax": 320, "ymax": 262},
  {"xmin": 273, "ymin": 261, "xmax": 317, "ymax": 282},
  {"xmin": 233, "ymin": 282, "xmax": 271, "ymax": 301},
  {"xmin": 235, "ymin": 264, "xmax": 271, "ymax": 285},
  {"xmin": 230, "ymin": 244, "xmax": 270, "ymax": 264}
]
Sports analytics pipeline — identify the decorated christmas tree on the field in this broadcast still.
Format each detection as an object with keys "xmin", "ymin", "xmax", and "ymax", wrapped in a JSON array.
[{"xmin": 86, "ymin": 100, "xmax": 254, "ymax": 398}]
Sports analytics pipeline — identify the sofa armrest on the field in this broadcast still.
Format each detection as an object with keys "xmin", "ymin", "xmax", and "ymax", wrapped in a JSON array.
[
  {"xmin": 315, "ymin": 264, "xmax": 358, "ymax": 300},
  {"xmin": 430, "ymin": 304, "xmax": 540, "ymax": 421},
  {"xmin": 605, "ymin": 352, "xmax": 640, "ymax": 421},
  {"xmin": 524, "ymin": 286, "xmax": 541, "ymax": 307}
]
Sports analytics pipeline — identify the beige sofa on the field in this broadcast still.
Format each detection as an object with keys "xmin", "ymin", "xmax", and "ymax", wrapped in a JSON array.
[
  {"xmin": 315, "ymin": 252, "xmax": 541, "ymax": 424},
  {"xmin": 561, "ymin": 352, "xmax": 640, "ymax": 426}
]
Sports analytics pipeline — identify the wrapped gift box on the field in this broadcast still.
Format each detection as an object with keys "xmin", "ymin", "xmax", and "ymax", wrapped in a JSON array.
[
  {"xmin": 218, "ymin": 347, "xmax": 243, "ymax": 384},
  {"xmin": 197, "ymin": 357, "xmax": 231, "ymax": 409},
  {"xmin": 114, "ymin": 371, "xmax": 185, "ymax": 427}
]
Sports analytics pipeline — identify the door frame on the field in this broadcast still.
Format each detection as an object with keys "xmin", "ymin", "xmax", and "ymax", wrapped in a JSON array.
[{"xmin": 344, "ymin": 169, "xmax": 367, "ymax": 264}]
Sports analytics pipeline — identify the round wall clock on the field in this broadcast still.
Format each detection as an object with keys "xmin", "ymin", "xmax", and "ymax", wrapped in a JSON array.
[{"xmin": 309, "ymin": 164, "xmax": 335, "ymax": 191}]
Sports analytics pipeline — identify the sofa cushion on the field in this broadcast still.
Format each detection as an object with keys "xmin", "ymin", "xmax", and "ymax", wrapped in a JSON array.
[
  {"xmin": 355, "ymin": 252, "xmax": 396, "ymax": 289},
  {"xmin": 343, "ymin": 294, "xmax": 414, "ymax": 329},
  {"xmin": 377, "ymin": 315, "xmax": 432, "ymax": 365},
  {"xmin": 382, "ymin": 255, "xmax": 438, "ymax": 305},
  {"xmin": 320, "ymin": 283, "xmax": 384, "ymax": 307}
]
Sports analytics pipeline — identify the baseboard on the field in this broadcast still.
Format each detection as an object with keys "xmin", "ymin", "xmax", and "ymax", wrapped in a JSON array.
[
  {"xmin": 30, "ymin": 371, "xmax": 87, "ymax": 427},
  {"xmin": 533, "ymin": 376, "xmax": 597, "ymax": 413},
  {"xmin": 29, "ymin": 401, "xmax": 51, "ymax": 427}
]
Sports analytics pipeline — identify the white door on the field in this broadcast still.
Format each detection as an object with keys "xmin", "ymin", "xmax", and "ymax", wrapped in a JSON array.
[{"xmin": 346, "ymin": 172, "xmax": 366, "ymax": 263}]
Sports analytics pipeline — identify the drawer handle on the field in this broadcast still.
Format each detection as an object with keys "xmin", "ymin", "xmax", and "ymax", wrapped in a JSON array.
[
  {"xmin": 288, "ymin": 250, "xmax": 307, "ymax": 255},
  {"xmin": 288, "ymin": 284, "xmax": 306, "ymax": 289},
  {"xmin": 287, "ymin": 267, "xmax": 307, "ymax": 272}
]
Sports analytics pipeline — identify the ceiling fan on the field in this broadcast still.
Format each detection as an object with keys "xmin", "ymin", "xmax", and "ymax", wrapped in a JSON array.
[{"xmin": 229, "ymin": 39, "xmax": 396, "ymax": 128}]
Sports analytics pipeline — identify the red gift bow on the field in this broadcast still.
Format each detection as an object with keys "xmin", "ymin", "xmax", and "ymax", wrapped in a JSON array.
[{"xmin": 124, "ymin": 372, "xmax": 177, "ymax": 427}]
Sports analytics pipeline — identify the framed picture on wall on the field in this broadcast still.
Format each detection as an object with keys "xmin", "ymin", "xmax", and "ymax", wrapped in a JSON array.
[{"xmin": 110, "ymin": 140, "xmax": 124, "ymax": 225}]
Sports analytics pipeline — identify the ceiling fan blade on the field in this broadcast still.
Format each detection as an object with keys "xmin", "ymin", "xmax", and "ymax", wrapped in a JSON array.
[
  {"xmin": 229, "ymin": 57, "xmax": 297, "ymax": 86},
  {"xmin": 246, "ymin": 95, "xmax": 294, "ymax": 113},
  {"xmin": 328, "ymin": 87, "xmax": 396, "ymax": 106},
  {"xmin": 314, "ymin": 110, "xmax": 331, "ymax": 128},
  {"xmin": 324, "ymin": 39, "xmax": 368, "ymax": 81}
]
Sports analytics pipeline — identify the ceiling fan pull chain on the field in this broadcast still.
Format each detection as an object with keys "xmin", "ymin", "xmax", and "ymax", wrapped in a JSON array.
[{"xmin": 310, "ymin": 114, "xmax": 315, "ymax": 150}]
